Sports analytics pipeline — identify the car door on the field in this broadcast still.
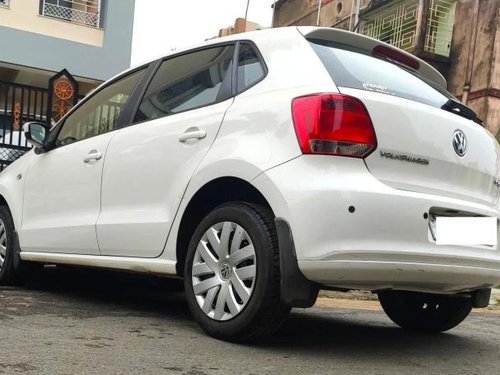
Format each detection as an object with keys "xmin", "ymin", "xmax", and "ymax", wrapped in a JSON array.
[
  {"xmin": 20, "ymin": 68, "xmax": 146, "ymax": 254},
  {"xmin": 96, "ymin": 44, "xmax": 236, "ymax": 257}
]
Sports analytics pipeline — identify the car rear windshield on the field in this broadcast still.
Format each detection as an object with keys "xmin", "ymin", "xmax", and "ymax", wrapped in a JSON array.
[{"xmin": 309, "ymin": 39, "xmax": 452, "ymax": 109}]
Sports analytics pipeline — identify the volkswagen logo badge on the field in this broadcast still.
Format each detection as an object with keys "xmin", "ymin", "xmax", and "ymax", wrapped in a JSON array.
[
  {"xmin": 219, "ymin": 263, "xmax": 232, "ymax": 281},
  {"xmin": 453, "ymin": 130, "xmax": 467, "ymax": 157}
]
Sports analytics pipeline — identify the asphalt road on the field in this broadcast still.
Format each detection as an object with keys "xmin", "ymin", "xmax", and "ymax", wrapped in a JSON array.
[{"xmin": 0, "ymin": 267, "xmax": 499, "ymax": 375}]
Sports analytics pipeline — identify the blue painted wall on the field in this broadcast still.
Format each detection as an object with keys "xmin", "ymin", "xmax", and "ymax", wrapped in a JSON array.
[{"xmin": 0, "ymin": 0, "xmax": 135, "ymax": 81}]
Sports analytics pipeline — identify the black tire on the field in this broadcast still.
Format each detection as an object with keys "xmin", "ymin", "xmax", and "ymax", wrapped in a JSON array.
[
  {"xmin": 184, "ymin": 202, "xmax": 290, "ymax": 342},
  {"xmin": 0, "ymin": 206, "xmax": 26, "ymax": 285},
  {"xmin": 378, "ymin": 291, "xmax": 473, "ymax": 332}
]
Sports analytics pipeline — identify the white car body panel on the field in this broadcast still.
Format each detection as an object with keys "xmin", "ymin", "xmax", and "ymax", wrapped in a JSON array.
[
  {"xmin": 347, "ymin": 87, "xmax": 500, "ymax": 206},
  {"xmin": 255, "ymin": 155, "xmax": 500, "ymax": 292},
  {"xmin": 20, "ymin": 133, "xmax": 115, "ymax": 254},
  {"xmin": 97, "ymin": 99, "xmax": 233, "ymax": 257},
  {"xmin": 20, "ymin": 251, "xmax": 176, "ymax": 275},
  {"xmin": 163, "ymin": 28, "xmax": 337, "ymax": 260},
  {"xmin": 0, "ymin": 152, "xmax": 31, "ymax": 230}
]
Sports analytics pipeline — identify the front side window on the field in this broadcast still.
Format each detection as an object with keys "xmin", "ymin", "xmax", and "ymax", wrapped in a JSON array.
[
  {"xmin": 55, "ymin": 69, "xmax": 145, "ymax": 147},
  {"xmin": 237, "ymin": 43, "xmax": 266, "ymax": 93},
  {"xmin": 134, "ymin": 45, "xmax": 234, "ymax": 123}
]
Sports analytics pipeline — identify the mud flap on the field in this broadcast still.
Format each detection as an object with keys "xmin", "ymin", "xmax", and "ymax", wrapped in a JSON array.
[{"xmin": 275, "ymin": 218, "xmax": 319, "ymax": 308}]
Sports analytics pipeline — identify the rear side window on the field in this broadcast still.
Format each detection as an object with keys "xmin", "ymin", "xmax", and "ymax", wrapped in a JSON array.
[
  {"xmin": 135, "ymin": 45, "xmax": 234, "ymax": 122},
  {"xmin": 237, "ymin": 43, "xmax": 265, "ymax": 93},
  {"xmin": 309, "ymin": 40, "xmax": 451, "ymax": 108}
]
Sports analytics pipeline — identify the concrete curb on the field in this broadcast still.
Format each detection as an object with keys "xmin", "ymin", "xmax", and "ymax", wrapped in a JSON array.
[{"xmin": 490, "ymin": 288, "xmax": 500, "ymax": 305}]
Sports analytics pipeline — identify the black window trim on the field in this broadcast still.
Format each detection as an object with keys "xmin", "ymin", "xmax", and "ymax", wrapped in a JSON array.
[
  {"xmin": 129, "ymin": 39, "xmax": 268, "ymax": 126},
  {"xmin": 45, "ymin": 38, "xmax": 269, "ymax": 149},
  {"xmin": 230, "ymin": 42, "xmax": 240, "ymax": 97},
  {"xmin": 130, "ymin": 41, "xmax": 239, "ymax": 126},
  {"xmin": 116, "ymin": 61, "xmax": 161, "ymax": 129},
  {"xmin": 45, "ymin": 64, "xmax": 151, "ymax": 151},
  {"xmin": 234, "ymin": 40, "xmax": 268, "ymax": 96}
]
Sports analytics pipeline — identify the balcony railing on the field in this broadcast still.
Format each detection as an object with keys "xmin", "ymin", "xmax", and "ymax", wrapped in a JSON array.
[
  {"xmin": 0, "ymin": 0, "xmax": 10, "ymax": 7},
  {"xmin": 40, "ymin": 0, "xmax": 101, "ymax": 28}
]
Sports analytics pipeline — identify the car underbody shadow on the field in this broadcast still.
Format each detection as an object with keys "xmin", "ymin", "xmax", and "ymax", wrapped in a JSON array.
[
  {"xmin": 4, "ymin": 265, "xmax": 496, "ymax": 361},
  {"xmin": 14, "ymin": 265, "xmax": 190, "ymax": 321}
]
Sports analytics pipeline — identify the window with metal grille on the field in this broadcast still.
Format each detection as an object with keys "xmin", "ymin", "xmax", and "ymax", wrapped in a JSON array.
[
  {"xmin": 424, "ymin": 0, "xmax": 456, "ymax": 57},
  {"xmin": 0, "ymin": 0, "xmax": 9, "ymax": 7},
  {"xmin": 40, "ymin": 0, "xmax": 102, "ymax": 28},
  {"xmin": 359, "ymin": 0, "xmax": 420, "ymax": 52},
  {"xmin": 360, "ymin": 0, "xmax": 456, "ymax": 58}
]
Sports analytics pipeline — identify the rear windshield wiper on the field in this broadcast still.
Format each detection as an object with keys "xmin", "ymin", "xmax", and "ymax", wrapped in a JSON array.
[{"xmin": 441, "ymin": 99, "xmax": 484, "ymax": 126}]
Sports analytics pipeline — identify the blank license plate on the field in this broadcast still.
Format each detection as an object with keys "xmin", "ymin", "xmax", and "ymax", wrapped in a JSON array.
[{"xmin": 433, "ymin": 217, "xmax": 497, "ymax": 247}]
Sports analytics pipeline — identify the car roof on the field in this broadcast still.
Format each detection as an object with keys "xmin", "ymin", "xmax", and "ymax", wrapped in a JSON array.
[
  {"xmin": 129, "ymin": 27, "xmax": 296, "ymax": 69},
  {"xmin": 109, "ymin": 26, "xmax": 446, "ymax": 92}
]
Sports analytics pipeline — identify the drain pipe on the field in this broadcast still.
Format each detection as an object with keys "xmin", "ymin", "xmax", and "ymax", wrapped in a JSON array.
[
  {"xmin": 462, "ymin": 0, "xmax": 480, "ymax": 105},
  {"xmin": 354, "ymin": 0, "xmax": 361, "ymax": 32},
  {"xmin": 349, "ymin": 0, "xmax": 355, "ymax": 31},
  {"xmin": 244, "ymin": 0, "xmax": 250, "ymax": 23},
  {"xmin": 272, "ymin": 0, "xmax": 277, "ymax": 27},
  {"xmin": 316, "ymin": 0, "xmax": 323, "ymax": 26}
]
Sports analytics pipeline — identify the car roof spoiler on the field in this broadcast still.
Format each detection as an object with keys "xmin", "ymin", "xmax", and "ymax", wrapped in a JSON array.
[{"xmin": 298, "ymin": 27, "xmax": 447, "ymax": 90}]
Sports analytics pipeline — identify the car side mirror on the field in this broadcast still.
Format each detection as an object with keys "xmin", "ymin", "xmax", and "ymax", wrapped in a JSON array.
[{"xmin": 23, "ymin": 121, "xmax": 50, "ymax": 151}]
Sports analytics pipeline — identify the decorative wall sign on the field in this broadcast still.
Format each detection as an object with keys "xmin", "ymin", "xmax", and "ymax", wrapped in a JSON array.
[
  {"xmin": 48, "ymin": 69, "xmax": 79, "ymax": 126},
  {"xmin": 13, "ymin": 101, "xmax": 21, "ymax": 130}
]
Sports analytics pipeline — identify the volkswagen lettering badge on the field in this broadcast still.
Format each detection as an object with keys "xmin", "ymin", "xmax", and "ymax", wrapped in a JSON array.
[{"xmin": 453, "ymin": 130, "xmax": 467, "ymax": 157}]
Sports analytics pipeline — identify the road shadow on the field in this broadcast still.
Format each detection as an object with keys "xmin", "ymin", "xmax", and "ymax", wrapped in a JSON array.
[
  {"xmin": 252, "ymin": 302, "xmax": 496, "ymax": 363},
  {"xmin": 13, "ymin": 265, "xmax": 496, "ymax": 360},
  {"xmin": 19, "ymin": 265, "xmax": 190, "ymax": 321}
]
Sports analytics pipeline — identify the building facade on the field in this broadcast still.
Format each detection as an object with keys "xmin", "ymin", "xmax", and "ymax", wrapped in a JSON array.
[
  {"xmin": 218, "ymin": 18, "xmax": 262, "ymax": 37},
  {"xmin": 273, "ymin": 0, "xmax": 500, "ymax": 139},
  {"xmin": 0, "ymin": 0, "xmax": 135, "ymax": 168}
]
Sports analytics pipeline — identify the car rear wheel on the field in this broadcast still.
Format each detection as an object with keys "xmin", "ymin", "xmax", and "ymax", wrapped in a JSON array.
[
  {"xmin": 184, "ymin": 202, "xmax": 290, "ymax": 342},
  {"xmin": 378, "ymin": 291, "xmax": 473, "ymax": 332}
]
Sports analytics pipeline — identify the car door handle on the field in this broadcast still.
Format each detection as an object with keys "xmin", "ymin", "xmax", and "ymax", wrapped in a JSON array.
[
  {"xmin": 83, "ymin": 150, "xmax": 102, "ymax": 163},
  {"xmin": 178, "ymin": 129, "xmax": 207, "ymax": 143}
]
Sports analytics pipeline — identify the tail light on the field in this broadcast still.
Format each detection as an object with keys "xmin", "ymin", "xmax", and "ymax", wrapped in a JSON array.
[{"xmin": 292, "ymin": 93, "xmax": 377, "ymax": 158}]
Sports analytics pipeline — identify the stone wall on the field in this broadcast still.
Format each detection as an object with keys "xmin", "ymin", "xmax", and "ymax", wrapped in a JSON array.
[
  {"xmin": 448, "ymin": 0, "xmax": 499, "ymax": 135},
  {"xmin": 274, "ymin": 0, "xmax": 371, "ymax": 30}
]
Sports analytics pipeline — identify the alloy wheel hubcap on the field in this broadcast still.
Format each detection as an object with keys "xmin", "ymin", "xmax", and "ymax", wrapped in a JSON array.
[
  {"xmin": 191, "ymin": 221, "xmax": 257, "ymax": 321},
  {"xmin": 0, "ymin": 219, "xmax": 6, "ymax": 271}
]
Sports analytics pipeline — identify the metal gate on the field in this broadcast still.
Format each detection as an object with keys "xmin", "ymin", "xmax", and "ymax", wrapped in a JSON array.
[{"xmin": 0, "ymin": 81, "xmax": 49, "ymax": 171}]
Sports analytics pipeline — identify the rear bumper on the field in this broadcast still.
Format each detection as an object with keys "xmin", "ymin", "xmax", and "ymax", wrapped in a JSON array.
[
  {"xmin": 255, "ymin": 155, "xmax": 500, "ymax": 293},
  {"xmin": 298, "ymin": 260, "xmax": 500, "ymax": 293}
]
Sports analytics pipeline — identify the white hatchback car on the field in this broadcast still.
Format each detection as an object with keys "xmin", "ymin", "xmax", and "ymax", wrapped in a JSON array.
[{"xmin": 1, "ymin": 27, "xmax": 499, "ymax": 342}]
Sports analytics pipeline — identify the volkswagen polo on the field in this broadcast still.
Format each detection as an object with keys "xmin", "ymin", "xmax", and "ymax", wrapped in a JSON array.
[{"xmin": 1, "ymin": 27, "xmax": 499, "ymax": 342}]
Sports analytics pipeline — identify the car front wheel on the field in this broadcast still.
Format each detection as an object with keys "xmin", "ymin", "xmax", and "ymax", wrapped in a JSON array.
[
  {"xmin": 184, "ymin": 202, "xmax": 290, "ymax": 342},
  {"xmin": 0, "ymin": 206, "xmax": 28, "ymax": 285},
  {"xmin": 378, "ymin": 291, "xmax": 473, "ymax": 332}
]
